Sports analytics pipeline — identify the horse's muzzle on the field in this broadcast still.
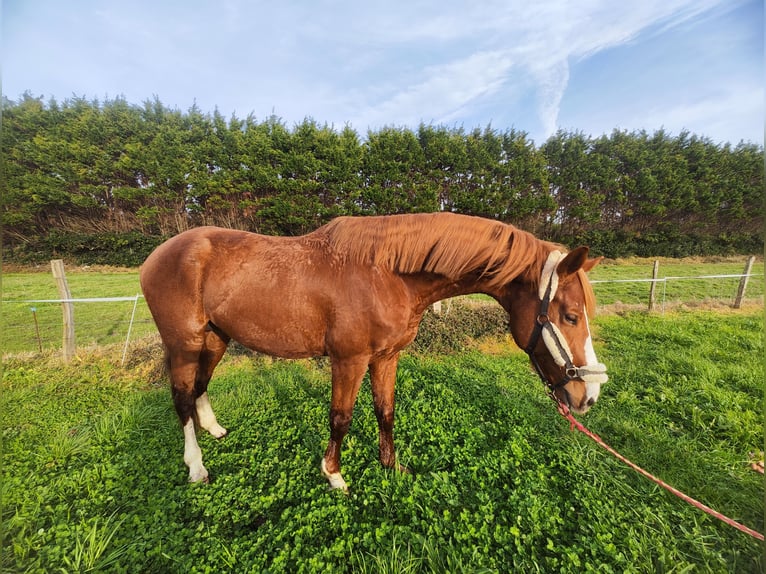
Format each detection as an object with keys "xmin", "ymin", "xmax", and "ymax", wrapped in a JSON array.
[{"xmin": 565, "ymin": 378, "xmax": 603, "ymax": 414}]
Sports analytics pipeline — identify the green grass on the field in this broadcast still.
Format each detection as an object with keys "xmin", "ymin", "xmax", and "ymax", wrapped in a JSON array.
[
  {"xmin": 1, "ymin": 268, "xmax": 155, "ymax": 354},
  {"xmin": 1, "ymin": 309, "xmax": 762, "ymax": 573},
  {"xmin": 589, "ymin": 257, "xmax": 764, "ymax": 308}
]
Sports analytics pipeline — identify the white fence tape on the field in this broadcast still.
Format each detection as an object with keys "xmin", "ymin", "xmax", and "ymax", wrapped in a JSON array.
[
  {"xmin": 2, "ymin": 295, "xmax": 146, "ymax": 365},
  {"xmin": 2, "ymin": 272, "xmax": 763, "ymax": 359},
  {"xmin": 590, "ymin": 273, "xmax": 762, "ymax": 284}
]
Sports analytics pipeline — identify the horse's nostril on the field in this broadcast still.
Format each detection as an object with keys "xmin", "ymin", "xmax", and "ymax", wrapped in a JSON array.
[{"xmin": 586, "ymin": 397, "xmax": 595, "ymax": 407}]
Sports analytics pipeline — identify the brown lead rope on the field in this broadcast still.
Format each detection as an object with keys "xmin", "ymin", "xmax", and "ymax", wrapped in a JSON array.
[{"xmin": 548, "ymin": 391, "xmax": 765, "ymax": 542}]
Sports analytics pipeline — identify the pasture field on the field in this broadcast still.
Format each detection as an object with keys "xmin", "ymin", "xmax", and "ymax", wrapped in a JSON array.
[
  {"xmin": 1, "ymin": 267, "xmax": 156, "ymax": 355},
  {"xmin": 589, "ymin": 257, "xmax": 764, "ymax": 309},
  {"xmin": 1, "ymin": 257, "xmax": 763, "ymax": 356},
  {"xmin": 1, "ymin": 307, "xmax": 763, "ymax": 573}
]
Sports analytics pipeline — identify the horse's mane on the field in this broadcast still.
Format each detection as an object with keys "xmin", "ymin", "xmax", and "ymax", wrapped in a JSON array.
[
  {"xmin": 320, "ymin": 212, "xmax": 597, "ymax": 316},
  {"xmin": 322, "ymin": 213, "xmax": 534, "ymax": 287}
]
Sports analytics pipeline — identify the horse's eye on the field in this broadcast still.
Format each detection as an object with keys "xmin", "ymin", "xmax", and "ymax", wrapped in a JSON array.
[{"xmin": 564, "ymin": 313, "xmax": 578, "ymax": 325}]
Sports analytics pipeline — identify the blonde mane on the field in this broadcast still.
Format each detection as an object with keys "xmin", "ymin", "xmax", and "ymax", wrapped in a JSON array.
[
  {"xmin": 320, "ymin": 212, "xmax": 597, "ymax": 316},
  {"xmin": 321, "ymin": 213, "xmax": 543, "ymax": 290},
  {"xmin": 578, "ymin": 269, "xmax": 597, "ymax": 317}
]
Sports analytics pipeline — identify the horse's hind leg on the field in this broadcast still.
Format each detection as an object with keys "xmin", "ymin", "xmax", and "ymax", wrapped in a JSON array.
[
  {"xmin": 195, "ymin": 325, "xmax": 230, "ymax": 438},
  {"xmin": 169, "ymin": 326, "xmax": 229, "ymax": 483},
  {"xmin": 168, "ymin": 347, "xmax": 210, "ymax": 483}
]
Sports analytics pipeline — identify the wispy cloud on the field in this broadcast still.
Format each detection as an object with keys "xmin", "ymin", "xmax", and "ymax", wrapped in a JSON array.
[
  {"xmin": 350, "ymin": 51, "xmax": 514, "ymax": 129},
  {"xmin": 296, "ymin": 0, "xmax": 735, "ymax": 138},
  {"xmin": 530, "ymin": 60, "xmax": 570, "ymax": 139},
  {"xmin": 4, "ymin": 0, "xmax": 758, "ymax": 143}
]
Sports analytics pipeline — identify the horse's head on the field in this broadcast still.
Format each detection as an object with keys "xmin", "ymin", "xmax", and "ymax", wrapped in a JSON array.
[{"xmin": 506, "ymin": 246, "xmax": 607, "ymax": 414}]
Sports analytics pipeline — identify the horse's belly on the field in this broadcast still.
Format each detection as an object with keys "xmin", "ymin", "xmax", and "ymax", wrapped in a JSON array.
[
  {"xmin": 237, "ymin": 331, "xmax": 326, "ymax": 359},
  {"xmin": 214, "ymin": 311, "xmax": 328, "ymax": 359}
]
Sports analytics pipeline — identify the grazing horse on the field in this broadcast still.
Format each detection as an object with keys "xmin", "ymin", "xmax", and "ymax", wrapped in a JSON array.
[{"xmin": 140, "ymin": 212, "xmax": 607, "ymax": 490}]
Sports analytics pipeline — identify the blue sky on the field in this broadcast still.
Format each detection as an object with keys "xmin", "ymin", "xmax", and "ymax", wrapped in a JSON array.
[{"xmin": 3, "ymin": 0, "xmax": 762, "ymax": 145}]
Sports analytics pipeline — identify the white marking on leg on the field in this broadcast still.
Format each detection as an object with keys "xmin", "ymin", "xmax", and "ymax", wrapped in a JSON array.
[
  {"xmin": 195, "ymin": 392, "xmax": 227, "ymax": 438},
  {"xmin": 183, "ymin": 419, "xmax": 208, "ymax": 483},
  {"xmin": 321, "ymin": 458, "xmax": 348, "ymax": 493}
]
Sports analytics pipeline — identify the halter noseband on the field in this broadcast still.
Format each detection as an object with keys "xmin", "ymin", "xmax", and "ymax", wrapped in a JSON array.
[{"xmin": 523, "ymin": 251, "xmax": 608, "ymax": 394}]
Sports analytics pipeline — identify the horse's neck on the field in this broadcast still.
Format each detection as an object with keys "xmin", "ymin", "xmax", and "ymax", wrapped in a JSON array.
[{"xmin": 404, "ymin": 272, "xmax": 515, "ymax": 314}]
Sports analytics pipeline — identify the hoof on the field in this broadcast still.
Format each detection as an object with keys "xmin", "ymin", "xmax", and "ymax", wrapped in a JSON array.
[
  {"xmin": 188, "ymin": 466, "xmax": 209, "ymax": 484},
  {"xmin": 210, "ymin": 425, "xmax": 228, "ymax": 439},
  {"xmin": 321, "ymin": 459, "xmax": 349, "ymax": 494}
]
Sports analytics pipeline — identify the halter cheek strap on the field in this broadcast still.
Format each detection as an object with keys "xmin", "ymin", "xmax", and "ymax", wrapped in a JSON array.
[{"xmin": 524, "ymin": 251, "xmax": 608, "ymax": 391}]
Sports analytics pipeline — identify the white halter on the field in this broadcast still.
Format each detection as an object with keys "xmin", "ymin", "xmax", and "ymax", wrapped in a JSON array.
[{"xmin": 526, "ymin": 251, "xmax": 608, "ymax": 387}]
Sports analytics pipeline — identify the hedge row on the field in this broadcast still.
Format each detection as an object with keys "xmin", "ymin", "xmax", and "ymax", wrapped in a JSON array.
[{"xmin": 4, "ymin": 226, "xmax": 761, "ymax": 267}]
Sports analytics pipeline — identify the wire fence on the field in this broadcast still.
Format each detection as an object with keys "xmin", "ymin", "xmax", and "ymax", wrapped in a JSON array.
[
  {"xmin": 591, "ymin": 271, "xmax": 764, "ymax": 311},
  {"xmin": 2, "ymin": 296, "xmax": 156, "ymax": 362},
  {"xmin": 2, "ymin": 269, "xmax": 763, "ymax": 360}
]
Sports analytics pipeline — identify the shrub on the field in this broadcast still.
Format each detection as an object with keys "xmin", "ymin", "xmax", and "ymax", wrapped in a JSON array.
[
  {"xmin": 412, "ymin": 302, "xmax": 509, "ymax": 354},
  {"xmin": 552, "ymin": 229, "xmax": 763, "ymax": 259},
  {"xmin": 6, "ymin": 231, "xmax": 164, "ymax": 266}
]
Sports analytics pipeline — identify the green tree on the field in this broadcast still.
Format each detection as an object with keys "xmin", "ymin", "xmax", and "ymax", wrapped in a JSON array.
[
  {"xmin": 417, "ymin": 124, "xmax": 469, "ymax": 211},
  {"xmin": 542, "ymin": 130, "xmax": 606, "ymax": 233},
  {"xmin": 498, "ymin": 129, "xmax": 553, "ymax": 233},
  {"xmin": 2, "ymin": 93, "xmax": 762, "ymax": 259},
  {"xmin": 360, "ymin": 127, "xmax": 436, "ymax": 214}
]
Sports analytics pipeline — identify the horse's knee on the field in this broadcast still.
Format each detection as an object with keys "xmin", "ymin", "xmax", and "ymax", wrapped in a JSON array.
[
  {"xmin": 329, "ymin": 408, "xmax": 353, "ymax": 435},
  {"xmin": 168, "ymin": 352, "xmax": 204, "ymax": 418},
  {"xmin": 331, "ymin": 409, "xmax": 353, "ymax": 426},
  {"xmin": 375, "ymin": 405, "xmax": 395, "ymax": 429},
  {"xmin": 172, "ymin": 386, "xmax": 196, "ymax": 422}
]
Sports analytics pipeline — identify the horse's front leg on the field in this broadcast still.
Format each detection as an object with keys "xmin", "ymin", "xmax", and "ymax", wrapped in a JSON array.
[
  {"xmin": 370, "ymin": 353, "xmax": 410, "ymax": 473},
  {"xmin": 321, "ymin": 357, "xmax": 367, "ymax": 492}
]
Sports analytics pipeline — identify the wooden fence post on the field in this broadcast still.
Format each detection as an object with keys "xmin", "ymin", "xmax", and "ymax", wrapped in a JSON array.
[
  {"xmin": 733, "ymin": 256, "xmax": 756, "ymax": 309},
  {"xmin": 648, "ymin": 260, "xmax": 660, "ymax": 312},
  {"xmin": 51, "ymin": 259, "xmax": 76, "ymax": 361}
]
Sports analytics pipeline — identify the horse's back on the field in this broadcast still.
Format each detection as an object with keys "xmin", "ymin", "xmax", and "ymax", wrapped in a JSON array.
[
  {"xmin": 140, "ymin": 227, "xmax": 339, "ymax": 357},
  {"xmin": 140, "ymin": 227, "xmax": 281, "ymax": 292},
  {"xmin": 142, "ymin": 226, "xmax": 254, "ymax": 270}
]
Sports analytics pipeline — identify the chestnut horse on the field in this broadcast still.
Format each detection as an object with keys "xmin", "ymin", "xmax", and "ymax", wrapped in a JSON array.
[{"xmin": 140, "ymin": 212, "xmax": 607, "ymax": 490}]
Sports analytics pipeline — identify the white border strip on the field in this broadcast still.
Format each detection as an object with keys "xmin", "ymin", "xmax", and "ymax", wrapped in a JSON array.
[
  {"xmin": 2, "ymin": 296, "xmax": 144, "ymax": 303},
  {"xmin": 590, "ymin": 273, "xmax": 762, "ymax": 284}
]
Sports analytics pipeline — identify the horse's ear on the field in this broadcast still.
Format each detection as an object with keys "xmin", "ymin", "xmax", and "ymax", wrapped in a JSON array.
[
  {"xmin": 556, "ymin": 246, "xmax": 589, "ymax": 280},
  {"xmin": 582, "ymin": 255, "xmax": 603, "ymax": 274}
]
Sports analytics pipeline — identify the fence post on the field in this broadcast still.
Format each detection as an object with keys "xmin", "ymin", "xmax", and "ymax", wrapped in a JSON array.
[
  {"xmin": 648, "ymin": 260, "xmax": 660, "ymax": 312},
  {"xmin": 121, "ymin": 295, "xmax": 141, "ymax": 366},
  {"xmin": 733, "ymin": 256, "xmax": 756, "ymax": 309},
  {"xmin": 51, "ymin": 259, "xmax": 76, "ymax": 361}
]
